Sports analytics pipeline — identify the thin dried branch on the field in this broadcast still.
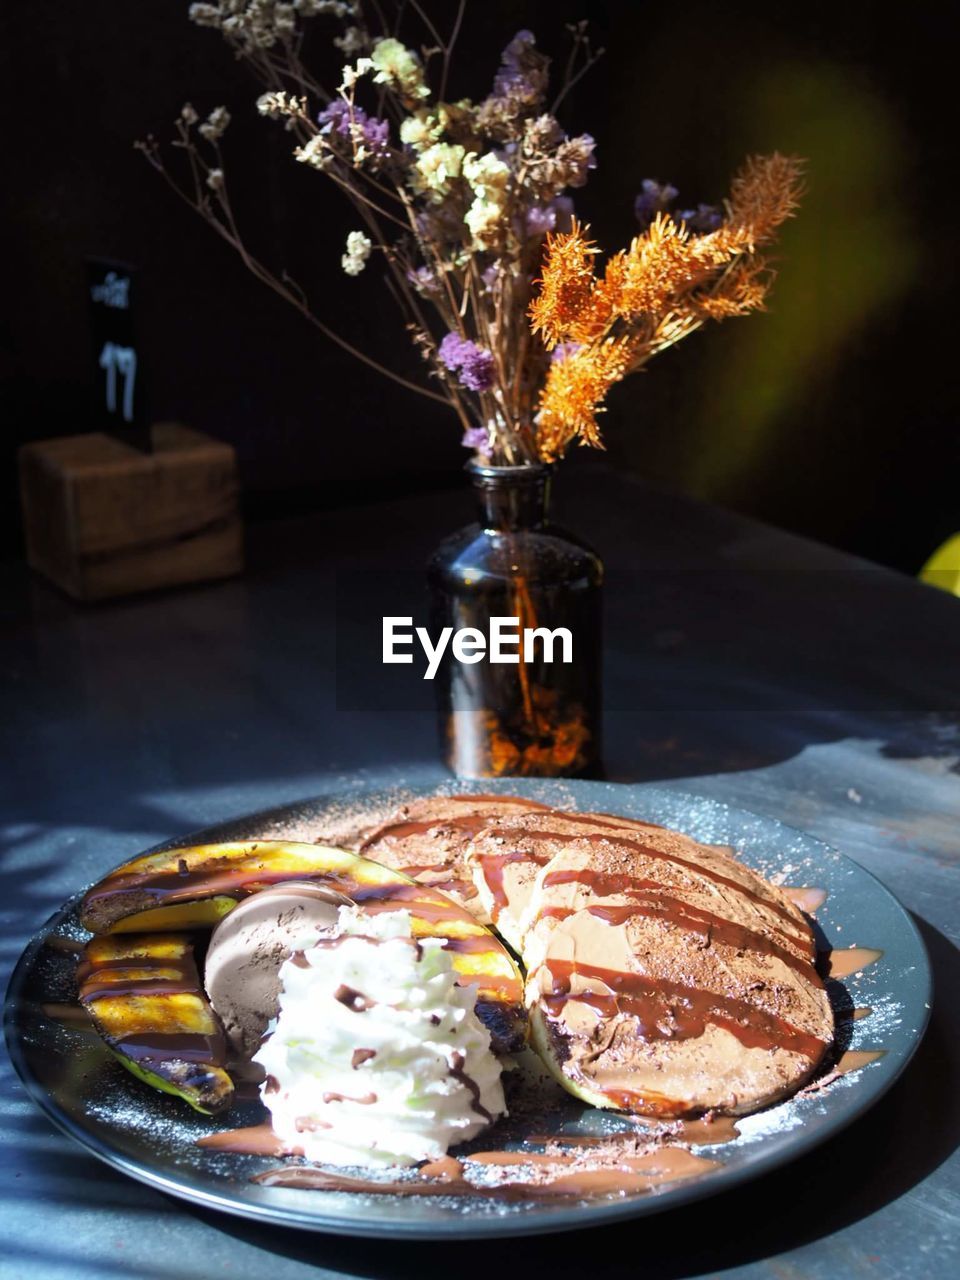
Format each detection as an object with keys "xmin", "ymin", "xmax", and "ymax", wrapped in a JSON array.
[
  {"xmin": 551, "ymin": 21, "xmax": 605, "ymax": 114},
  {"xmin": 138, "ymin": 134, "xmax": 450, "ymax": 407}
]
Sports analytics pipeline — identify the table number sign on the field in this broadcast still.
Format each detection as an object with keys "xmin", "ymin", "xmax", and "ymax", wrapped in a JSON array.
[
  {"xmin": 19, "ymin": 261, "xmax": 242, "ymax": 599},
  {"xmin": 87, "ymin": 259, "xmax": 150, "ymax": 452}
]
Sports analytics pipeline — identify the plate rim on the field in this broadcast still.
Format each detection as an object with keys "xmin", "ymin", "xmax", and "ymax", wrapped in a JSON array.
[{"xmin": 3, "ymin": 780, "xmax": 933, "ymax": 1239}]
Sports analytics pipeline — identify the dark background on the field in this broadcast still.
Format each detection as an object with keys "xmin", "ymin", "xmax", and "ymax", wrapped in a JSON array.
[{"xmin": 0, "ymin": 0, "xmax": 956, "ymax": 572}]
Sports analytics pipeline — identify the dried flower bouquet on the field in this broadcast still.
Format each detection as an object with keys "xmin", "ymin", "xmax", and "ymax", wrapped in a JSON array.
[{"xmin": 143, "ymin": 2, "xmax": 803, "ymax": 466}]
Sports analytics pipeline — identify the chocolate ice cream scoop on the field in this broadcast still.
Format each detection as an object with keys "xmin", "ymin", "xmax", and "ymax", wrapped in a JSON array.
[{"xmin": 204, "ymin": 881, "xmax": 352, "ymax": 1059}]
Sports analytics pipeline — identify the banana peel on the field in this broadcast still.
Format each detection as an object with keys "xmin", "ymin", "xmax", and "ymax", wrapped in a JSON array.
[
  {"xmin": 81, "ymin": 841, "xmax": 526, "ymax": 1052},
  {"xmin": 78, "ymin": 933, "xmax": 234, "ymax": 1114}
]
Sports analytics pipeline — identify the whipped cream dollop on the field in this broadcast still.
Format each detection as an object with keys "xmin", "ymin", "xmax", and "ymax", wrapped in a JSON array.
[{"xmin": 253, "ymin": 907, "xmax": 506, "ymax": 1167}]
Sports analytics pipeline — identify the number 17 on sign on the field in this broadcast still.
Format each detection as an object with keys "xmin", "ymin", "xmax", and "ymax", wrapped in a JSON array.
[
  {"xmin": 87, "ymin": 259, "xmax": 150, "ymax": 451},
  {"xmin": 98, "ymin": 341, "xmax": 137, "ymax": 423}
]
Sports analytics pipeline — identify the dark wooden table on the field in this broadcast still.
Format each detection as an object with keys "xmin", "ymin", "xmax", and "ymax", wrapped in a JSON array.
[{"xmin": 2, "ymin": 463, "xmax": 958, "ymax": 1279}]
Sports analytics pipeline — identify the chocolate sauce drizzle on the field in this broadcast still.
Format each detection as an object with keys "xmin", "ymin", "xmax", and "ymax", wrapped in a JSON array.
[
  {"xmin": 77, "ymin": 938, "xmax": 226, "ymax": 1067},
  {"xmin": 783, "ymin": 887, "xmax": 828, "ymax": 913},
  {"xmin": 821, "ymin": 947, "xmax": 883, "ymax": 979},
  {"xmin": 395, "ymin": 867, "xmax": 479, "ymax": 900},
  {"xmin": 515, "ymin": 823, "xmax": 811, "ymax": 940},
  {"xmin": 544, "ymin": 958, "xmax": 827, "ymax": 1061},
  {"xmin": 334, "ymin": 985, "xmax": 376, "ymax": 1012},
  {"xmin": 449, "ymin": 1051, "xmax": 493, "ymax": 1123},
  {"xmin": 359, "ymin": 795, "xmax": 548, "ymax": 852},
  {"xmin": 198, "ymin": 1124, "xmax": 299, "ymax": 1157},
  {"xmin": 475, "ymin": 849, "xmax": 554, "ymax": 915},
  {"xmin": 249, "ymin": 1147, "xmax": 718, "ymax": 1199},
  {"xmin": 538, "ymin": 869, "xmax": 820, "ymax": 985}
]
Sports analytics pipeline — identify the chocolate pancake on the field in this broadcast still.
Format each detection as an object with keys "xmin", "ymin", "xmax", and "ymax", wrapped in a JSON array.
[
  {"xmin": 353, "ymin": 794, "xmax": 550, "ymax": 923},
  {"xmin": 465, "ymin": 813, "xmax": 564, "ymax": 950},
  {"xmin": 469, "ymin": 808, "xmax": 833, "ymax": 1115},
  {"xmin": 465, "ymin": 808, "xmax": 681, "ymax": 949}
]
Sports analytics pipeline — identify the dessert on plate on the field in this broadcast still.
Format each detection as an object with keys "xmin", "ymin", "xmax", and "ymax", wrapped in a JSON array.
[
  {"xmin": 72, "ymin": 793, "xmax": 839, "ymax": 1191},
  {"xmin": 465, "ymin": 808, "xmax": 832, "ymax": 1115}
]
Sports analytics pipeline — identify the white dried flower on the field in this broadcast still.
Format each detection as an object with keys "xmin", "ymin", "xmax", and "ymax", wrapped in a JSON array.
[
  {"xmin": 188, "ymin": 3, "xmax": 222, "ymax": 28},
  {"xmin": 338, "ymin": 56, "xmax": 374, "ymax": 91},
  {"xmin": 192, "ymin": 1, "xmax": 327, "ymax": 52},
  {"xmin": 463, "ymin": 151, "xmax": 511, "ymax": 201},
  {"xmin": 181, "ymin": 102, "xmax": 199, "ymax": 125},
  {"xmin": 298, "ymin": 0, "xmax": 353, "ymax": 14},
  {"xmin": 334, "ymin": 25, "xmax": 366, "ymax": 55},
  {"xmin": 273, "ymin": 3, "xmax": 297, "ymax": 37},
  {"xmin": 370, "ymin": 37, "xmax": 429, "ymax": 100},
  {"xmin": 341, "ymin": 230, "xmax": 372, "ymax": 275},
  {"xmin": 256, "ymin": 90, "xmax": 305, "ymax": 119},
  {"xmin": 199, "ymin": 105, "xmax": 231, "ymax": 142},
  {"xmin": 257, "ymin": 91, "xmax": 283, "ymax": 118},
  {"xmin": 411, "ymin": 142, "xmax": 465, "ymax": 203},
  {"xmin": 461, "ymin": 152, "xmax": 511, "ymax": 248},
  {"xmin": 465, "ymin": 197, "xmax": 507, "ymax": 248},
  {"xmin": 206, "ymin": 168, "xmax": 225, "ymax": 191},
  {"xmin": 399, "ymin": 109, "xmax": 442, "ymax": 151},
  {"xmin": 294, "ymin": 136, "xmax": 332, "ymax": 170}
]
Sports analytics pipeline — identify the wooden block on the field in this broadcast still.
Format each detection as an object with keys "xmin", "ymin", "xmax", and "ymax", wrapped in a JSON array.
[{"xmin": 19, "ymin": 424, "xmax": 243, "ymax": 601}]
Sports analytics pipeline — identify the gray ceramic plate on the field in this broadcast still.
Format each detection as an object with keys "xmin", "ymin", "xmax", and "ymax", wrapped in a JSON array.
[{"xmin": 4, "ymin": 779, "xmax": 931, "ymax": 1239}]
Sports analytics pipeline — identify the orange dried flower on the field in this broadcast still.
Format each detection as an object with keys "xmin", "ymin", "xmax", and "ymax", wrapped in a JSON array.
[
  {"xmin": 528, "ymin": 220, "xmax": 601, "ymax": 348},
  {"xmin": 688, "ymin": 254, "xmax": 774, "ymax": 320},
  {"xmin": 726, "ymin": 152, "xmax": 805, "ymax": 247},
  {"xmin": 536, "ymin": 336, "xmax": 638, "ymax": 461},
  {"xmin": 529, "ymin": 152, "xmax": 804, "ymax": 459}
]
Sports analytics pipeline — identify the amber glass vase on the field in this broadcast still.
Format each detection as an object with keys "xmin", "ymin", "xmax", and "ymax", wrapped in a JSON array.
[{"xmin": 427, "ymin": 462, "xmax": 603, "ymax": 779}]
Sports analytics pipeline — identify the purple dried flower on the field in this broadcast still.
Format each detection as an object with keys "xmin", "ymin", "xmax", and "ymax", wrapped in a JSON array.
[
  {"xmin": 407, "ymin": 265, "xmax": 438, "ymax": 294},
  {"xmin": 459, "ymin": 348, "xmax": 496, "ymax": 392},
  {"xmin": 438, "ymin": 332, "xmax": 496, "ymax": 393},
  {"xmin": 493, "ymin": 67, "xmax": 527, "ymax": 99},
  {"xmin": 525, "ymin": 203, "xmax": 556, "ymax": 237},
  {"xmin": 503, "ymin": 30, "xmax": 536, "ymax": 69},
  {"xmin": 318, "ymin": 100, "xmax": 356, "ymax": 135},
  {"xmin": 475, "ymin": 33, "xmax": 549, "ymax": 139},
  {"xmin": 550, "ymin": 341, "xmax": 582, "ymax": 363},
  {"xmin": 634, "ymin": 178, "xmax": 679, "ymax": 225},
  {"xmin": 438, "ymin": 332, "xmax": 471, "ymax": 368},
  {"xmin": 677, "ymin": 203, "xmax": 723, "ymax": 233},
  {"xmin": 461, "ymin": 426, "xmax": 490, "ymax": 451},
  {"xmin": 490, "ymin": 29, "xmax": 549, "ymax": 107},
  {"xmin": 525, "ymin": 194, "xmax": 578, "ymax": 237},
  {"xmin": 494, "ymin": 30, "xmax": 536, "ymax": 96},
  {"xmin": 361, "ymin": 115, "xmax": 390, "ymax": 156},
  {"xmin": 552, "ymin": 195, "xmax": 575, "ymax": 233},
  {"xmin": 634, "ymin": 180, "xmax": 723, "ymax": 234},
  {"xmin": 318, "ymin": 101, "xmax": 389, "ymax": 156}
]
